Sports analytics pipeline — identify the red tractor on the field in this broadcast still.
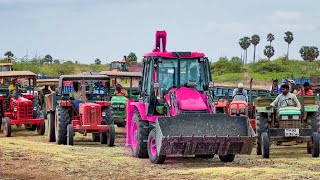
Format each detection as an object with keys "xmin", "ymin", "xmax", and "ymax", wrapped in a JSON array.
[
  {"xmin": 215, "ymin": 79, "xmax": 256, "ymax": 131},
  {"xmin": 0, "ymin": 71, "xmax": 45, "ymax": 137},
  {"xmin": 47, "ymin": 75, "xmax": 115, "ymax": 146}
]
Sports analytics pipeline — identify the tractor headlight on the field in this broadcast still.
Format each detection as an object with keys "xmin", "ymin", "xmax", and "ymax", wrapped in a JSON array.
[
  {"xmin": 14, "ymin": 107, "xmax": 17, "ymax": 112},
  {"xmin": 239, "ymin": 108, "xmax": 245, "ymax": 114},
  {"xmin": 33, "ymin": 107, "xmax": 37, "ymax": 111},
  {"xmin": 231, "ymin": 108, "xmax": 237, "ymax": 114},
  {"xmin": 292, "ymin": 115, "xmax": 300, "ymax": 120},
  {"xmin": 102, "ymin": 112, "xmax": 106, "ymax": 117},
  {"xmin": 120, "ymin": 104, "xmax": 126, "ymax": 109},
  {"xmin": 281, "ymin": 115, "xmax": 289, "ymax": 120},
  {"xmin": 112, "ymin": 104, "xmax": 119, "ymax": 108}
]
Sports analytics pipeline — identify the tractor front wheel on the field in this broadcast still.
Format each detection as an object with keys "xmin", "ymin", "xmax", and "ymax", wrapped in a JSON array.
[
  {"xmin": 2, "ymin": 117, "xmax": 11, "ymax": 137},
  {"xmin": 37, "ymin": 121, "xmax": 45, "ymax": 135},
  {"xmin": 147, "ymin": 129, "xmax": 166, "ymax": 164},
  {"xmin": 261, "ymin": 132, "xmax": 270, "ymax": 158},
  {"xmin": 56, "ymin": 106, "xmax": 70, "ymax": 145},
  {"xmin": 67, "ymin": 124, "xmax": 74, "ymax": 146},
  {"xmin": 131, "ymin": 109, "xmax": 148, "ymax": 158},
  {"xmin": 311, "ymin": 132, "xmax": 319, "ymax": 157},
  {"xmin": 48, "ymin": 112, "xmax": 55, "ymax": 142},
  {"xmin": 219, "ymin": 154, "xmax": 235, "ymax": 162}
]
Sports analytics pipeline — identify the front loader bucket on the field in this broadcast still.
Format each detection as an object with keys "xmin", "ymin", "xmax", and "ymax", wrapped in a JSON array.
[{"xmin": 156, "ymin": 113, "xmax": 255, "ymax": 156}]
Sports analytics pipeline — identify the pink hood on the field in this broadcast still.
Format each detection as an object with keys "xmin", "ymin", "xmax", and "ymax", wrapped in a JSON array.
[{"xmin": 175, "ymin": 87, "xmax": 207, "ymax": 111}]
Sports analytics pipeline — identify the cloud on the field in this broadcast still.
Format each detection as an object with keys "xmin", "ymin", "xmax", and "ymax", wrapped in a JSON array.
[{"xmin": 272, "ymin": 10, "xmax": 302, "ymax": 20}]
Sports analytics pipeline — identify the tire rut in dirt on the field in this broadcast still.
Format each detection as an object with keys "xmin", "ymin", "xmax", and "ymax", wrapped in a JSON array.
[
  {"xmin": 256, "ymin": 112, "xmax": 268, "ymax": 155},
  {"xmin": 56, "ymin": 106, "xmax": 70, "ymax": 145}
]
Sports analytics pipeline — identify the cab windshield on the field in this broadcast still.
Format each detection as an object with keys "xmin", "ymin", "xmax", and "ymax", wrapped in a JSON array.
[{"xmin": 158, "ymin": 58, "xmax": 205, "ymax": 90}]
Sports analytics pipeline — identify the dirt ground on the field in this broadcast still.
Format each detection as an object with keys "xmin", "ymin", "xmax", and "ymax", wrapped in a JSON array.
[{"xmin": 1, "ymin": 124, "xmax": 320, "ymax": 180}]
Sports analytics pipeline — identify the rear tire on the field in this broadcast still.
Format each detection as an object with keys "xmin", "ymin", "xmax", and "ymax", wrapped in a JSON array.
[
  {"xmin": 261, "ymin": 132, "xmax": 270, "ymax": 158},
  {"xmin": 131, "ymin": 109, "xmax": 148, "ymax": 158},
  {"xmin": 2, "ymin": 117, "xmax": 11, "ymax": 137},
  {"xmin": 195, "ymin": 155, "xmax": 215, "ymax": 159},
  {"xmin": 308, "ymin": 112, "xmax": 320, "ymax": 133},
  {"xmin": 311, "ymin": 132, "xmax": 319, "ymax": 157},
  {"xmin": 67, "ymin": 124, "xmax": 74, "ymax": 146},
  {"xmin": 147, "ymin": 129, "xmax": 166, "ymax": 164},
  {"xmin": 219, "ymin": 154, "xmax": 235, "ymax": 162},
  {"xmin": 48, "ymin": 112, "xmax": 56, "ymax": 142},
  {"xmin": 101, "ymin": 106, "xmax": 115, "ymax": 145},
  {"xmin": 56, "ymin": 106, "xmax": 70, "ymax": 145},
  {"xmin": 256, "ymin": 113, "xmax": 268, "ymax": 155},
  {"xmin": 107, "ymin": 124, "xmax": 115, "ymax": 147}
]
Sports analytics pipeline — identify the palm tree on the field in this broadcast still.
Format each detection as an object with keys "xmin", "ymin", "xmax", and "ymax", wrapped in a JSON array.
[
  {"xmin": 264, "ymin": 45, "xmax": 275, "ymax": 60},
  {"xmin": 267, "ymin": 33, "xmax": 275, "ymax": 46},
  {"xmin": 4, "ymin": 51, "xmax": 14, "ymax": 63},
  {"xmin": 299, "ymin": 46, "xmax": 319, "ymax": 62},
  {"xmin": 239, "ymin": 37, "xmax": 251, "ymax": 64},
  {"xmin": 251, "ymin": 34, "xmax": 260, "ymax": 63},
  {"xmin": 284, "ymin": 31, "xmax": 294, "ymax": 60},
  {"xmin": 239, "ymin": 38, "xmax": 245, "ymax": 63}
]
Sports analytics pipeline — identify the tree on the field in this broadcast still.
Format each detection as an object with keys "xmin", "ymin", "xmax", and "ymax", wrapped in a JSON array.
[
  {"xmin": 229, "ymin": 56, "xmax": 243, "ymax": 73},
  {"xmin": 251, "ymin": 34, "xmax": 260, "ymax": 63},
  {"xmin": 95, "ymin": 58, "xmax": 101, "ymax": 65},
  {"xmin": 264, "ymin": 45, "xmax": 275, "ymax": 60},
  {"xmin": 239, "ymin": 37, "xmax": 251, "ymax": 64},
  {"xmin": 44, "ymin": 54, "xmax": 53, "ymax": 64},
  {"xmin": 284, "ymin": 31, "xmax": 294, "ymax": 60},
  {"xmin": 127, "ymin": 52, "xmax": 137, "ymax": 63},
  {"xmin": 267, "ymin": 33, "xmax": 275, "ymax": 46},
  {"xmin": 53, "ymin": 59, "xmax": 60, "ymax": 64},
  {"xmin": 299, "ymin": 46, "xmax": 319, "ymax": 62},
  {"xmin": 4, "ymin": 51, "xmax": 14, "ymax": 63}
]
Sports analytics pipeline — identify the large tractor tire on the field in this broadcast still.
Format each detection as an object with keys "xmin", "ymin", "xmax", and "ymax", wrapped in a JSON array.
[
  {"xmin": 256, "ymin": 112, "xmax": 269, "ymax": 155},
  {"xmin": 56, "ymin": 106, "xmax": 70, "ymax": 145},
  {"xmin": 311, "ymin": 132, "xmax": 319, "ymax": 157},
  {"xmin": 130, "ymin": 108, "xmax": 149, "ymax": 158},
  {"xmin": 48, "ymin": 111, "xmax": 56, "ymax": 142},
  {"xmin": 106, "ymin": 124, "xmax": 115, "ymax": 147},
  {"xmin": 100, "ymin": 107, "xmax": 115, "ymax": 146},
  {"xmin": 307, "ymin": 112, "xmax": 320, "ymax": 133},
  {"xmin": 2, "ymin": 117, "xmax": 11, "ymax": 137},
  {"xmin": 261, "ymin": 132, "xmax": 270, "ymax": 158},
  {"xmin": 147, "ymin": 129, "xmax": 166, "ymax": 164},
  {"xmin": 67, "ymin": 124, "xmax": 74, "ymax": 146}
]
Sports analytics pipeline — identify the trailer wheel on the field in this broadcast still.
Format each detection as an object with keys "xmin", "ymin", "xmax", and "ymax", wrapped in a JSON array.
[
  {"xmin": 56, "ymin": 106, "xmax": 70, "ymax": 145},
  {"xmin": 308, "ymin": 112, "xmax": 320, "ymax": 133},
  {"xmin": 261, "ymin": 132, "xmax": 270, "ymax": 158},
  {"xmin": 48, "ymin": 112, "xmax": 56, "ymax": 142},
  {"xmin": 311, "ymin": 132, "xmax": 319, "ymax": 157},
  {"xmin": 148, "ymin": 129, "xmax": 166, "ymax": 164},
  {"xmin": 131, "ymin": 108, "xmax": 148, "ymax": 158},
  {"xmin": 92, "ymin": 133, "xmax": 100, "ymax": 142},
  {"xmin": 195, "ymin": 155, "xmax": 215, "ymax": 159},
  {"xmin": 256, "ymin": 112, "xmax": 268, "ymax": 155},
  {"xmin": 2, "ymin": 117, "xmax": 11, "ymax": 137},
  {"xmin": 107, "ymin": 124, "xmax": 115, "ymax": 147},
  {"xmin": 219, "ymin": 154, "xmax": 235, "ymax": 162},
  {"xmin": 67, "ymin": 124, "xmax": 74, "ymax": 146}
]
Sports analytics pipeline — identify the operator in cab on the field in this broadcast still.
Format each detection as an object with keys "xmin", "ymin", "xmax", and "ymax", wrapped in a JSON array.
[
  {"xmin": 233, "ymin": 83, "xmax": 248, "ymax": 100},
  {"xmin": 298, "ymin": 82, "xmax": 313, "ymax": 95},
  {"xmin": 69, "ymin": 81, "xmax": 82, "ymax": 100},
  {"xmin": 268, "ymin": 84, "xmax": 301, "ymax": 109},
  {"xmin": 114, "ymin": 84, "xmax": 128, "ymax": 97},
  {"xmin": 8, "ymin": 78, "xmax": 17, "ymax": 94}
]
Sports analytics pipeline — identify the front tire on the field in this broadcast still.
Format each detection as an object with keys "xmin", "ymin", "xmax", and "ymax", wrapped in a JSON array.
[
  {"xmin": 311, "ymin": 132, "xmax": 319, "ymax": 157},
  {"xmin": 56, "ymin": 106, "xmax": 70, "ymax": 145},
  {"xmin": 256, "ymin": 113, "xmax": 268, "ymax": 155},
  {"xmin": 48, "ymin": 112, "xmax": 56, "ymax": 142},
  {"xmin": 67, "ymin": 124, "xmax": 74, "ymax": 146},
  {"xmin": 147, "ymin": 129, "xmax": 166, "ymax": 164},
  {"xmin": 130, "ymin": 108, "xmax": 148, "ymax": 158}
]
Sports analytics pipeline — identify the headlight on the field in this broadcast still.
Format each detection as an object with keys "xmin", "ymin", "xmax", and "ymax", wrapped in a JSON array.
[
  {"xmin": 281, "ymin": 115, "xmax": 289, "ymax": 120},
  {"xmin": 239, "ymin": 108, "xmax": 245, "ymax": 114},
  {"xmin": 112, "ymin": 104, "xmax": 119, "ymax": 108},
  {"xmin": 292, "ymin": 115, "xmax": 300, "ymax": 120},
  {"xmin": 102, "ymin": 112, "xmax": 106, "ymax": 117},
  {"xmin": 120, "ymin": 104, "xmax": 126, "ymax": 109},
  {"xmin": 231, "ymin": 108, "xmax": 237, "ymax": 114},
  {"xmin": 14, "ymin": 107, "xmax": 17, "ymax": 112},
  {"xmin": 33, "ymin": 107, "xmax": 37, "ymax": 111}
]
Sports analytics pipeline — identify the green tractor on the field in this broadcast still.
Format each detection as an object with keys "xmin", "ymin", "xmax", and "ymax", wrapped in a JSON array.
[
  {"xmin": 99, "ymin": 71, "xmax": 141, "ymax": 127},
  {"xmin": 255, "ymin": 95, "xmax": 320, "ymax": 158}
]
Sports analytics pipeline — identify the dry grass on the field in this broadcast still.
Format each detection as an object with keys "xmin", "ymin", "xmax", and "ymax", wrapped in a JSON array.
[{"xmin": 1, "ymin": 125, "xmax": 320, "ymax": 180}]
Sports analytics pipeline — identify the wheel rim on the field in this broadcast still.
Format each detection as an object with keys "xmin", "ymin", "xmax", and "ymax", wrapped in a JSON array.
[
  {"xmin": 150, "ymin": 137, "xmax": 157, "ymax": 156},
  {"xmin": 131, "ymin": 120, "xmax": 138, "ymax": 149}
]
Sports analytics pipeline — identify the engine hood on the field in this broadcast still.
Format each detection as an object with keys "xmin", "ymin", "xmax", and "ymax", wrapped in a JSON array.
[
  {"xmin": 174, "ymin": 87, "xmax": 207, "ymax": 111},
  {"xmin": 111, "ymin": 96, "xmax": 128, "ymax": 104}
]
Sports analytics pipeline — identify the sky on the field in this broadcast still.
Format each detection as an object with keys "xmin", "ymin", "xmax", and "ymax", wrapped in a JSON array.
[{"xmin": 0, "ymin": 0, "xmax": 319, "ymax": 64}]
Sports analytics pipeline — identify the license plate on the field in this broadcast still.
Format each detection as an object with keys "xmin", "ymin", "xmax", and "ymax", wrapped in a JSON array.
[{"xmin": 285, "ymin": 128, "xmax": 299, "ymax": 137}]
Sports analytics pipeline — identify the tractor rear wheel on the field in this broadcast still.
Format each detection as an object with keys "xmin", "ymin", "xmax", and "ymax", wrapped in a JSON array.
[
  {"xmin": 107, "ymin": 124, "xmax": 115, "ymax": 147},
  {"xmin": 131, "ymin": 108, "xmax": 149, "ymax": 158},
  {"xmin": 56, "ymin": 106, "xmax": 70, "ymax": 145},
  {"xmin": 100, "ymin": 106, "xmax": 115, "ymax": 145},
  {"xmin": 308, "ymin": 112, "xmax": 320, "ymax": 133},
  {"xmin": 219, "ymin": 154, "xmax": 235, "ymax": 162},
  {"xmin": 67, "ymin": 124, "xmax": 74, "ymax": 146},
  {"xmin": 92, "ymin": 133, "xmax": 100, "ymax": 142},
  {"xmin": 147, "ymin": 129, "xmax": 166, "ymax": 164},
  {"xmin": 2, "ymin": 117, "xmax": 11, "ymax": 137},
  {"xmin": 256, "ymin": 113, "xmax": 268, "ymax": 155},
  {"xmin": 261, "ymin": 132, "xmax": 270, "ymax": 158},
  {"xmin": 311, "ymin": 132, "xmax": 319, "ymax": 157},
  {"xmin": 48, "ymin": 112, "xmax": 56, "ymax": 142}
]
